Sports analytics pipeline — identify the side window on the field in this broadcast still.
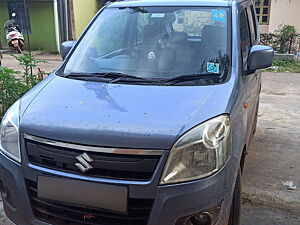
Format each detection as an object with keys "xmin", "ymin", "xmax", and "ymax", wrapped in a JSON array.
[
  {"xmin": 247, "ymin": 5, "xmax": 258, "ymax": 44},
  {"xmin": 240, "ymin": 9, "xmax": 251, "ymax": 68}
]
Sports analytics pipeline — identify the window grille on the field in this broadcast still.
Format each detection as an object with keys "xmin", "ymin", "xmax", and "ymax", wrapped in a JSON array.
[{"xmin": 255, "ymin": 0, "xmax": 271, "ymax": 25}]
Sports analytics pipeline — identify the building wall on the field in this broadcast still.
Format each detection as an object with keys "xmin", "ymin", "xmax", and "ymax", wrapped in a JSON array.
[
  {"xmin": 26, "ymin": 1, "xmax": 57, "ymax": 51},
  {"xmin": 259, "ymin": 25, "xmax": 269, "ymax": 34},
  {"xmin": 0, "ymin": 1, "xmax": 57, "ymax": 51},
  {"xmin": 72, "ymin": 0, "xmax": 99, "ymax": 39},
  {"xmin": 269, "ymin": 0, "xmax": 300, "ymax": 33},
  {"xmin": 0, "ymin": 2, "xmax": 9, "ymax": 48}
]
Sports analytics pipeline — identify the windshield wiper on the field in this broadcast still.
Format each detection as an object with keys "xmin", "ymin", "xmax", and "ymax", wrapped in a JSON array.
[
  {"xmin": 104, "ymin": 73, "xmax": 154, "ymax": 83},
  {"xmin": 65, "ymin": 72, "xmax": 131, "ymax": 78},
  {"xmin": 65, "ymin": 72, "xmax": 157, "ymax": 84},
  {"xmin": 65, "ymin": 72, "xmax": 221, "ymax": 85},
  {"xmin": 161, "ymin": 73, "xmax": 222, "ymax": 85}
]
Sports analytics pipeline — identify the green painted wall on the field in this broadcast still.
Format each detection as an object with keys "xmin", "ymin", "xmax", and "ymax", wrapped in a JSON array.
[
  {"xmin": 0, "ymin": 1, "xmax": 56, "ymax": 51},
  {"xmin": 73, "ymin": 0, "xmax": 99, "ymax": 39},
  {"xmin": 26, "ymin": 2, "xmax": 57, "ymax": 51},
  {"xmin": 0, "ymin": 2, "xmax": 9, "ymax": 48}
]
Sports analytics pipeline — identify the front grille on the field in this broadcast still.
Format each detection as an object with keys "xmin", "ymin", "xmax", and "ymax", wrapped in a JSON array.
[
  {"xmin": 25, "ymin": 138, "xmax": 161, "ymax": 181},
  {"xmin": 26, "ymin": 179, "xmax": 153, "ymax": 225}
]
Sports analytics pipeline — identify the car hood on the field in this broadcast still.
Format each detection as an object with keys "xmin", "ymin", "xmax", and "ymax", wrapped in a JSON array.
[{"xmin": 20, "ymin": 75, "xmax": 234, "ymax": 150}]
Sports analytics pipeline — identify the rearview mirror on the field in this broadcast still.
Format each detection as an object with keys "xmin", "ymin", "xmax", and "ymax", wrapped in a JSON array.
[
  {"xmin": 245, "ymin": 45, "xmax": 274, "ymax": 75},
  {"xmin": 61, "ymin": 41, "xmax": 76, "ymax": 60}
]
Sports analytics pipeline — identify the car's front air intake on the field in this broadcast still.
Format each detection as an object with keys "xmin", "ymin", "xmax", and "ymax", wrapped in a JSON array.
[
  {"xmin": 26, "ymin": 179, "xmax": 154, "ymax": 225},
  {"xmin": 25, "ymin": 134, "xmax": 162, "ymax": 181}
]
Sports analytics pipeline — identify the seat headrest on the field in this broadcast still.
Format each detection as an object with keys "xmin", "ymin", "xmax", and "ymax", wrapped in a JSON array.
[
  {"xmin": 143, "ymin": 24, "xmax": 165, "ymax": 44},
  {"xmin": 144, "ymin": 25, "xmax": 163, "ymax": 37},
  {"xmin": 202, "ymin": 25, "xmax": 226, "ymax": 45},
  {"xmin": 168, "ymin": 32, "xmax": 188, "ymax": 44}
]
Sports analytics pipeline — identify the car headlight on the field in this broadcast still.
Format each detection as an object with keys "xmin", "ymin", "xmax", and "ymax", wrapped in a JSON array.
[
  {"xmin": 0, "ymin": 100, "xmax": 21, "ymax": 163},
  {"xmin": 160, "ymin": 115, "xmax": 231, "ymax": 185}
]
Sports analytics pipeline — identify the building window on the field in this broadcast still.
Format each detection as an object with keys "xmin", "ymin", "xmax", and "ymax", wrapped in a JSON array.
[{"xmin": 255, "ymin": 0, "xmax": 271, "ymax": 25}]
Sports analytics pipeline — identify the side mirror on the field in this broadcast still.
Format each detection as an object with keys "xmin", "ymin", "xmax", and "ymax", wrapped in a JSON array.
[
  {"xmin": 61, "ymin": 41, "xmax": 76, "ymax": 60},
  {"xmin": 245, "ymin": 45, "xmax": 274, "ymax": 75}
]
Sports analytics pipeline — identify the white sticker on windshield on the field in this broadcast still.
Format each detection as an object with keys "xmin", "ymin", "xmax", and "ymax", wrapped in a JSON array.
[
  {"xmin": 151, "ymin": 13, "xmax": 165, "ymax": 18},
  {"xmin": 207, "ymin": 62, "xmax": 220, "ymax": 74},
  {"xmin": 148, "ymin": 51, "xmax": 156, "ymax": 60}
]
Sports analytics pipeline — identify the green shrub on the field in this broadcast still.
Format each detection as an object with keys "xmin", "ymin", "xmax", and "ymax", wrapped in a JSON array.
[
  {"xmin": 0, "ymin": 53, "xmax": 46, "ymax": 119},
  {"xmin": 0, "ymin": 67, "xmax": 29, "ymax": 117},
  {"xmin": 261, "ymin": 24, "xmax": 299, "ymax": 54},
  {"xmin": 12, "ymin": 53, "xmax": 46, "ymax": 88},
  {"xmin": 274, "ymin": 25, "xmax": 298, "ymax": 54}
]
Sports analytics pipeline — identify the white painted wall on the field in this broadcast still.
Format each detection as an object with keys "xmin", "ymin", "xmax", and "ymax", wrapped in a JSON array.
[{"xmin": 269, "ymin": 0, "xmax": 300, "ymax": 33}]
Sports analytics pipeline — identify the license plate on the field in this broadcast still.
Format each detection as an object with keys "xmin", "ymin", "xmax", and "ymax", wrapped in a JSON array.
[{"xmin": 37, "ymin": 176, "xmax": 128, "ymax": 213}]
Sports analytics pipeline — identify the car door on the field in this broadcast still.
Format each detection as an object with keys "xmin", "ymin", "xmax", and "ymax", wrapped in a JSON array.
[
  {"xmin": 247, "ymin": 4, "xmax": 261, "ymax": 113},
  {"xmin": 239, "ymin": 6, "xmax": 259, "ymax": 145}
]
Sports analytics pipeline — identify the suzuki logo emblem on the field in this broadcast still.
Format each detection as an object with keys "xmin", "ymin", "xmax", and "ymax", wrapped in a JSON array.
[{"xmin": 75, "ymin": 153, "xmax": 94, "ymax": 173}]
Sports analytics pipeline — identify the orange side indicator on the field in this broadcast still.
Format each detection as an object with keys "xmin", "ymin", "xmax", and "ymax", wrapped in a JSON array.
[{"xmin": 244, "ymin": 102, "xmax": 249, "ymax": 109}]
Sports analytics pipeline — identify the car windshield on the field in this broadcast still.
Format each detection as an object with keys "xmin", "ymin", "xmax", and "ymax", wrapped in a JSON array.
[{"xmin": 64, "ymin": 6, "xmax": 230, "ymax": 85}]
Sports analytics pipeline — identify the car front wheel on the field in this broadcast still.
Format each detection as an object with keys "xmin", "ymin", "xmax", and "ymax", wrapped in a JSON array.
[{"xmin": 228, "ymin": 169, "xmax": 241, "ymax": 225}]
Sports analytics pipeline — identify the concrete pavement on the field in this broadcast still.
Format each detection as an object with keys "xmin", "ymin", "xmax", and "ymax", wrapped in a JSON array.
[
  {"xmin": 0, "ymin": 199, "xmax": 13, "ymax": 225},
  {"xmin": 242, "ymin": 202, "xmax": 300, "ymax": 225},
  {"xmin": 242, "ymin": 72, "xmax": 300, "ymax": 213},
  {"xmin": 0, "ymin": 51, "xmax": 62, "ymax": 75}
]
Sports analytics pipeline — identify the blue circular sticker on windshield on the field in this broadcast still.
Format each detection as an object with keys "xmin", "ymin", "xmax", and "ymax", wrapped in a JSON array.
[
  {"xmin": 207, "ymin": 62, "xmax": 220, "ymax": 74},
  {"xmin": 212, "ymin": 10, "xmax": 226, "ymax": 22}
]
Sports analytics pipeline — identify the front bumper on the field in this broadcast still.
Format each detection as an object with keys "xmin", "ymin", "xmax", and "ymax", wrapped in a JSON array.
[{"xmin": 0, "ymin": 147, "xmax": 239, "ymax": 225}]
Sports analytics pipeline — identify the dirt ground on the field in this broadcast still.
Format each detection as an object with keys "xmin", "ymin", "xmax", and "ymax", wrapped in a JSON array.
[
  {"xmin": 242, "ymin": 202, "xmax": 300, "ymax": 225},
  {"xmin": 243, "ymin": 72, "xmax": 300, "ymax": 213},
  {"xmin": 0, "ymin": 53, "xmax": 300, "ymax": 224},
  {"xmin": 0, "ymin": 51, "xmax": 62, "ymax": 75}
]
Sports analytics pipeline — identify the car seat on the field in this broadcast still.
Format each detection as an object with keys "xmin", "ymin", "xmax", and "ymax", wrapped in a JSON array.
[{"xmin": 190, "ymin": 25, "xmax": 227, "ymax": 72}]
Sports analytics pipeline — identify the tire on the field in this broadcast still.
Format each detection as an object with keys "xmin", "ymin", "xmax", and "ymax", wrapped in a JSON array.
[
  {"xmin": 19, "ymin": 39, "xmax": 25, "ymax": 51},
  {"xmin": 228, "ymin": 169, "xmax": 241, "ymax": 225},
  {"xmin": 253, "ymin": 100, "xmax": 259, "ymax": 134},
  {"xmin": 17, "ymin": 45, "xmax": 22, "ymax": 54},
  {"xmin": 9, "ymin": 46, "xmax": 14, "ymax": 54}
]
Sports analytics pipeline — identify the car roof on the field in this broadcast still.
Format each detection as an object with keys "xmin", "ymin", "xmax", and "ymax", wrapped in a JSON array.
[{"xmin": 107, "ymin": 0, "xmax": 247, "ymax": 8}]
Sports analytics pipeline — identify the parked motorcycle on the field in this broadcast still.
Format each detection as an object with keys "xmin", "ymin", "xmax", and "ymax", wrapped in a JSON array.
[{"xmin": 4, "ymin": 13, "xmax": 25, "ymax": 54}]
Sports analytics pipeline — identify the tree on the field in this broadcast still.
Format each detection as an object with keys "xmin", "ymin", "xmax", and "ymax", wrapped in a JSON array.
[{"xmin": 274, "ymin": 24, "xmax": 298, "ymax": 54}]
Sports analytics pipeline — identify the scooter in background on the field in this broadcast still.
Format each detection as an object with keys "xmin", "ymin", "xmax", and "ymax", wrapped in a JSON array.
[{"xmin": 4, "ymin": 13, "xmax": 25, "ymax": 54}]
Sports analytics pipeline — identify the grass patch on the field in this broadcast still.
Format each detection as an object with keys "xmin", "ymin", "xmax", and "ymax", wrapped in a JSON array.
[{"xmin": 265, "ymin": 59, "xmax": 300, "ymax": 73}]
